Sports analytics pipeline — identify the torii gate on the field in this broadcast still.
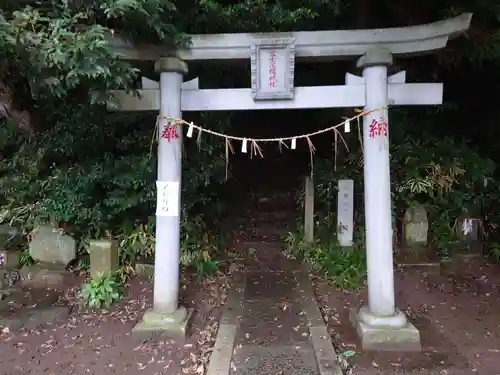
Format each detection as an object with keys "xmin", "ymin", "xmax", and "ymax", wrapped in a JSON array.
[{"xmin": 109, "ymin": 13, "xmax": 472, "ymax": 350}]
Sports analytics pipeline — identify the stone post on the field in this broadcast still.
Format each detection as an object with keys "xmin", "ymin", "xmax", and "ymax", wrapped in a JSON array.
[
  {"xmin": 337, "ymin": 179, "xmax": 354, "ymax": 247},
  {"xmin": 350, "ymin": 47, "xmax": 421, "ymax": 351},
  {"xmin": 304, "ymin": 176, "xmax": 314, "ymax": 243},
  {"xmin": 88, "ymin": 239, "xmax": 119, "ymax": 278},
  {"xmin": 133, "ymin": 56, "xmax": 192, "ymax": 337}
]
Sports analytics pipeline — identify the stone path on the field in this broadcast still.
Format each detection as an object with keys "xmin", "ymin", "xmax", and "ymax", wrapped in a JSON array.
[{"xmin": 208, "ymin": 193, "xmax": 342, "ymax": 375}]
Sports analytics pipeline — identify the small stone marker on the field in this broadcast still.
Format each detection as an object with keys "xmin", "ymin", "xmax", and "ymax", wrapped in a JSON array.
[
  {"xmin": 135, "ymin": 263, "xmax": 155, "ymax": 280},
  {"xmin": 29, "ymin": 225, "xmax": 76, "ymax": 266},
  {"xmin": 304, "ymin": 176, "xmax": 314, "ymax": 243},
  {"xmin": 0, "ymin": 225, "xmax": 23, "ymax": 250},
  {"xmin": 337, "ymin": 179, "xmax": 354, "ymax": 246},
  {"xmin": 402, "ymin": 205, "xmax": 428, "ymax": 248},
  {"xmin": 89, "ymin": 239, "xmax": 119, "ymax": 278}
]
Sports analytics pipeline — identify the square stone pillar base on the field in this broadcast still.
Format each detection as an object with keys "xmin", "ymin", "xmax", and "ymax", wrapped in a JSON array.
[
  {"xmin": 350, "ymin": 306, "xmax": 421, "ymax": 351},
  {"xmin": 133, "ymin": 306, "xmax": 194, "ymax": 339}
]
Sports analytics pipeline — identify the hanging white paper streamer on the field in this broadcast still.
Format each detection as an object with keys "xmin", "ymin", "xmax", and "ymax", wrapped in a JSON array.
[
  {"xmin": 156, "ymin": 181, "xmax": 180, "ymax": 217},
  {"xmin": 291, "ymin": 138, "xmax": 297, "ymax": 150},
  {"xmin": 344, "ymin": 120, "xmax": 351, "ymax": 133},
  {"xmin": 461, "ymin": 218, "xmax": 473, "ymax": 236},
  {"xmin": 186, "ymin": 122, "xmax": 194, "ymax": 138},
  {"xmin": 241, "ymin": 139, "xmax": 248, "ymax": 153}
]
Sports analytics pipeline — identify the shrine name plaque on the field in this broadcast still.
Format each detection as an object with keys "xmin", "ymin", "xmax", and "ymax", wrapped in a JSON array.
[{"xmin": 250, "ymin": 38, "xmax": 295, "ymax": 100}]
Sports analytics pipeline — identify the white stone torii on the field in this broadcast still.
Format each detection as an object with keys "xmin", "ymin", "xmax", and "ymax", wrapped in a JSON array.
[{"xmin": 109, "ymin": 13, "xmax": 472, "ymax": 351}]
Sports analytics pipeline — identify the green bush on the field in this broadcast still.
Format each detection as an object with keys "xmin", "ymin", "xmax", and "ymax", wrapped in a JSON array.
[
  {"xmin": 283, "ymin": 228, "xmax": 366, "ymax": 289},
  {"xmin": 79, "ymin": 273, "xmax": 123, "ymax": 309}
]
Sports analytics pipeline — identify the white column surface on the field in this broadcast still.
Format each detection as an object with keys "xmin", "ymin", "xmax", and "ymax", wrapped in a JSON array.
[
  {"xmin": 154, "ymin": 71, "xmax": 183, "ymax": 313},
  {"xmin": 362, "ymin": 65, "xmax": 395, "ymax": 317}
]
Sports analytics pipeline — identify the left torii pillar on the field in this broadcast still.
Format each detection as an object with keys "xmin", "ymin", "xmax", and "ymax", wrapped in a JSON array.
[{"xmin": 133, "ymin": 56, "xmax": 193, "ymax": 337}]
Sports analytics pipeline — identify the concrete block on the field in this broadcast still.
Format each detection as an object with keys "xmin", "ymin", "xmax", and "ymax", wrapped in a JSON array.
[
  {"xmin": 132, "ymin": 306, "xmax": 194, "ymax": 339},
  {"xmin": 350, "ymin": 308, "xmax": 421, "ymax": 352}
]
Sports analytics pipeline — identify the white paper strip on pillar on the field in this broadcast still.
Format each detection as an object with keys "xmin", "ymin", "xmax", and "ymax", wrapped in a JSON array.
[
  {"xmin": 186, "ymin": 122, "xmax": 194, "ymax": 138},
  {"xmin": 344, "ymin": 120, "xmax": 351, "ymax": 133},
  {"xmin": 156, "ymin": 181, "xmax": 180, "ymax": 217},
  {"xmin": 337, "ymin": 179, "xmax": 354, "ymax": 246}
]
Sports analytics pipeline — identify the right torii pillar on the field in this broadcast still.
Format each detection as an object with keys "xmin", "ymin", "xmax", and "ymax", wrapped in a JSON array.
[{"xmin": 350, "ymin": 47, "xmax": 421, "ymax": 351}]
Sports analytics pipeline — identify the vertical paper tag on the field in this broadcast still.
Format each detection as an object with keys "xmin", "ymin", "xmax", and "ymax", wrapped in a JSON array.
[
  {"xmin": 156, "ymin": 181, "xmax": 180, "ymax": 217},
  {"xmin": 344, "ymin": 120, "xmax": 351, "ymax": 133},
  {"xmin": 241, "ymin": 139, "xmax": 248, "ymax": 153},
  {"xmin": 186, "ymin": 122, "xmax": 194, "ymax": 138},
  {"xmin": 291, "ymin": 138, "xmax": 297, "ymax": 150}
]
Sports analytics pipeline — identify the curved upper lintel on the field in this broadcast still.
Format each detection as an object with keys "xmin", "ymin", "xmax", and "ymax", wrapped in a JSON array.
[{"xmin": 109, "ymin": 13, "xmax": 473, "ymax": 61}]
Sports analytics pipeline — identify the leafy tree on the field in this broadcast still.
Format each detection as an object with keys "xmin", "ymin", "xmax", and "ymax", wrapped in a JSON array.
[{"xmin": 0, "ymin": 0, "xmax": 187, "ymax": 130}]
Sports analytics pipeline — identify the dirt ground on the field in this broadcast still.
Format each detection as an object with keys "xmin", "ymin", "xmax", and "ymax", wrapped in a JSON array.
[
  {"xmin": 0, "ymin": 272, "xmax": 229, "ymax": 375},
  {"xmin": 4, "ymin": 243, "xmax": 500, "ymax": 375},
  {"xmin": 314, "ymin": 258, "xmax": 500, "ymax": 375}
]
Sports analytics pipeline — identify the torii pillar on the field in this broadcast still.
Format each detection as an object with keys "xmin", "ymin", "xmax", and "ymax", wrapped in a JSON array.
[
  {"xmin": 350, "ymin": 47, "xmax": 421, "ymax": 351},
  {"xmin": 133, "ymin": 56, "xmax": 193, "ymax": 336}
]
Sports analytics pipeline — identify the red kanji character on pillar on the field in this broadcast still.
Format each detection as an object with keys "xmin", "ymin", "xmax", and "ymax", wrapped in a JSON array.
[
  {"xmin": 161, "ymin": 123, "xmax": 179, "ymax": 142},
  {"xmin": 377, "ymin": 118, "xmax": 388, "ymax": 136},
  {"xmin": 368, "ymin": 119, "xmax": 378, "ymax": 138},
  {"xmin": 368, "ymin": 118, "xmax": 388, "ymax": 138}
]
